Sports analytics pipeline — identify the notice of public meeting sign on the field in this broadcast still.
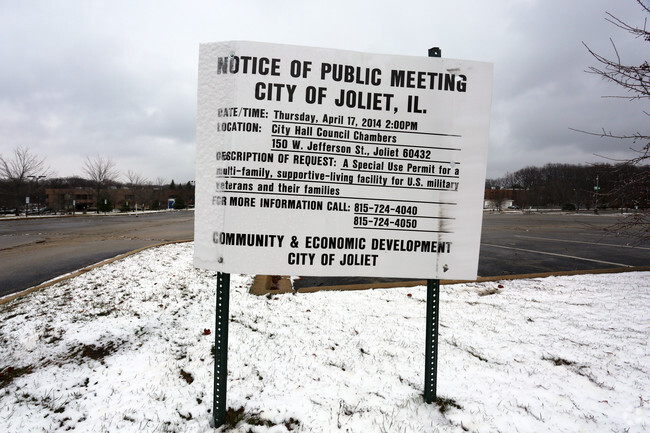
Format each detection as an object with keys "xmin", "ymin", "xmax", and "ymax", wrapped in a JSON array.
[{"xmin": 194, "ymin": 41, "xmax": 493, "ymax": 279}]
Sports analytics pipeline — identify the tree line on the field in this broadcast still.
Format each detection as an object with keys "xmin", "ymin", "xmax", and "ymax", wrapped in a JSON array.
[{"xmin": 486, "ymin": 162, "xmax": 649, "ymax": 212}]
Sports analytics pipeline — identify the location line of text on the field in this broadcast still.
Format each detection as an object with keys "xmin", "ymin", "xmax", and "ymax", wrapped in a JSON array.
[
  {"xmin": 271, "ymin": 119, "xmax": 462, "ymax": 138},
  {"xmin": 271, "ymin": 133, "xmax": 461, "ymax": 152}
]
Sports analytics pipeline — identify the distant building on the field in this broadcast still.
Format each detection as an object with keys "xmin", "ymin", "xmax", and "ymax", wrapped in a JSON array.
[
  {"xmin": 45, "ymin": 185, "xmax": 194, "ymax": 212},
  {"xmin": 483, "ymin": 188, "xmax": 518, "ymax": 210},
  {"xmin": 45, "ymin": 187, "xmax": 94, "ymax": 212}
]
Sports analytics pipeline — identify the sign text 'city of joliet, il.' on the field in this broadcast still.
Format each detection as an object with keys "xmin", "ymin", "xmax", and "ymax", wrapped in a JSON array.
[{"xmin": 194, "ymin": 41, "xmax": 493, "ymax": 280}]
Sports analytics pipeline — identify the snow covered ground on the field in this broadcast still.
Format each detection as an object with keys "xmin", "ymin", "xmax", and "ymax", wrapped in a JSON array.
[{"xmin": 0, "ymin": 242, "xmax": 648, "ymax": 432}]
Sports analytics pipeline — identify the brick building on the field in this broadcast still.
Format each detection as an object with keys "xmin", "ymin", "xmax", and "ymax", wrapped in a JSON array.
[{"xmin": 45, "ymin": 185, "xmax": 194, "ymax": 213}]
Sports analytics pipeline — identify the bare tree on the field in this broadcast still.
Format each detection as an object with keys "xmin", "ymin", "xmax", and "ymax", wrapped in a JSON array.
[
  {"xmin": 151, "ymin": 176, "xmax": 167, "ymax": 210},
  {"xmin": 126, "ymin": 170, "xmax": 146, "ymax": 187},
  {"xmin": 0, "ymin": 145, "xmax": 50, "ymax": 215},
  {"xmin": 126, "ymin": 169, "xmax": 152, "ymax": 211},
  {"xmin": 83, "ymin": 155, "xmax": 119, "ymax": 213},
  {"xmin": 579, "ymin": 1, "xmax": 649, "ymax": 242}
]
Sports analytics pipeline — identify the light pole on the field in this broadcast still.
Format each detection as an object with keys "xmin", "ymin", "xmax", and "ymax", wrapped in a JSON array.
[
  {"xmin": 594, "ymin": 175, "xmax": 600, "ymax": 214},
  {"xmin": 28, "ymin": 175, "xmax": 46, "ymax": 215}
]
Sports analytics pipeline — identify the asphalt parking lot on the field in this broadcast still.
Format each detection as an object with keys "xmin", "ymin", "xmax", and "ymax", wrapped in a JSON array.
[
  {"xmin": 478, "ymin": 211, "xmax": 648, "ymax": 273},
  {"xmin": 0, "ymin": 211, "xmax": 194, "ymax": 298},
  {"xmin": 293, "ymin": 211, "xmax": 650, "ymax": 289}
]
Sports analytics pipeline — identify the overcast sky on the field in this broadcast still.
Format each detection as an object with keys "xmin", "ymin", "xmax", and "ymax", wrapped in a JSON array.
[{"xmin": 1, "ymin": 0, "xmax": 646, "ymax": 183}]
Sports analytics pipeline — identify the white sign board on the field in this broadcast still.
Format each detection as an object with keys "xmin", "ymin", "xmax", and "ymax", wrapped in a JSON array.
[{"xmin": 194, "ymin": 41, "xmax": 493, "ymax": 279}]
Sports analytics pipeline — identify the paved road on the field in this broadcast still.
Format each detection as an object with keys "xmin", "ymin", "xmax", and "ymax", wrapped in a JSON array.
[
  {"xmin": 294, "ymin": 212, "xmax": 650, "ymax": 288},
  {"xmin": 0, "ymin": 211, "xmax": 194, "ymax": 297}
]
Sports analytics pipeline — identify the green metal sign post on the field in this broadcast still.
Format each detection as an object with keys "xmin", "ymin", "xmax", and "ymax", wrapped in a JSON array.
[
  {"xmin": 212, "ymin": 272, "xmax": 230, "ymax": 428},
  {"xmin": 424, "ymin": 278, "xmax": 441, "ymax": 403},
  {"xmin": 424, "ymin": 46, "xmax": 442, "ymax": 404}
]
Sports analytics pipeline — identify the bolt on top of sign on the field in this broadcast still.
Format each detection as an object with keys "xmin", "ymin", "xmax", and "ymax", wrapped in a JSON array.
[{"xmin": 194, "ymin": 41, "xmax": 493, "ymax": 280}]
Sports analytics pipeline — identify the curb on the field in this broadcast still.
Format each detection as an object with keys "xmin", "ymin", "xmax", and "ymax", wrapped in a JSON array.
[
  {"xmin": 0, "ymin": 239, "xmax": 193, "ymax": 306},
  {"xmin": 251, "ymin": 265, "xmax": 650, "ymax": 295}
]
